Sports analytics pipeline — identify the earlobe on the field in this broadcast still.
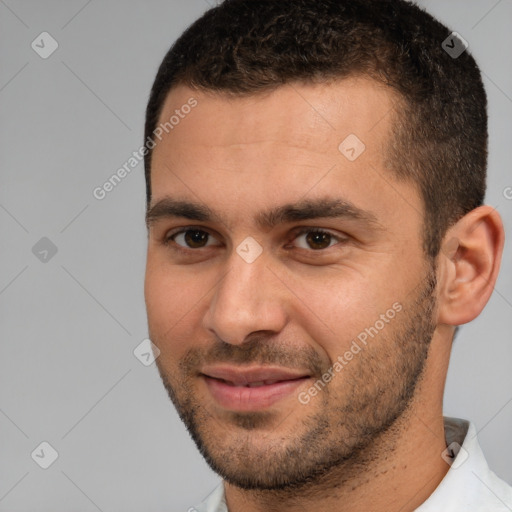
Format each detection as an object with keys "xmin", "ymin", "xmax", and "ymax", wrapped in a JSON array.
[{"xmin": 437, "ymin": 206, "xmax": 504, "ymax": 326}]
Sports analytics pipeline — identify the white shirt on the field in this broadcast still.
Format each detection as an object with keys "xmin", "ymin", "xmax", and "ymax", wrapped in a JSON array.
[{"xmin": 191, "ymin": 417, "xmax": 512, "ymax": 511}]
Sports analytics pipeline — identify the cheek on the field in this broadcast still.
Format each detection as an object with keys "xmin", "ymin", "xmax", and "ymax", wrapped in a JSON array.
[
  {"xmin": 287, "ymin": 270, "xmax": 399, "ymax": 362},
  {"xmin": 145, "ymin": 259, "xmax": 168, "ymax": 325},
  {"xmin": 144, "ymin": 260, "xmax": 210, "ymax": 357},
  {"xmin": 145, "ymin": 261, "xmax": 185, "ymax": 346}
]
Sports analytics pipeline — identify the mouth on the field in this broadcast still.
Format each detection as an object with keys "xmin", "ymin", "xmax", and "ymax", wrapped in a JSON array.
[{"xmin": 200, "ymin": 365, "xmax": 312, "ymax": 411}]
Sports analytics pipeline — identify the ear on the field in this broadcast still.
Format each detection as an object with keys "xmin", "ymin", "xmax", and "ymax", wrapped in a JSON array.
[{"xmin": 437, "ymin": 205, "xmax": 505, "ymax": 326}]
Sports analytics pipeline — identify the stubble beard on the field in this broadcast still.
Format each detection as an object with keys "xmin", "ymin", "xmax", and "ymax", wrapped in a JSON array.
[{"xmin": 153, "ymin": 265, "xmax": 438, "ymax": 492}]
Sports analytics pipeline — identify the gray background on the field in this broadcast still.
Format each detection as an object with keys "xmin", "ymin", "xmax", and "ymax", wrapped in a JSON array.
[{"xmin": 1, "ymin": 1, "xmax": 511, "ymax": 510}]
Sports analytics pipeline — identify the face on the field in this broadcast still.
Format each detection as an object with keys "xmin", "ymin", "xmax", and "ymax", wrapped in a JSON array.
[{"xmin": 144, "ymin": 78, "xmax": 438, "ymax": 490}]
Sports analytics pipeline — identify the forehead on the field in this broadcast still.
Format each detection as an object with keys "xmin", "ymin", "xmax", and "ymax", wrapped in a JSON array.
[
  {"xmin": 149, "ymin": 78, "xmax": 421, "ymax": 235},
  {"xmin": 155, "ymin": 77, "xmax": 397, "ymax": 156}
]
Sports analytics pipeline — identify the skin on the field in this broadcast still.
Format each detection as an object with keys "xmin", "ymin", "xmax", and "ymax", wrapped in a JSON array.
[{"xmin": 144, "ymin": 77, "xmax": 504, "ymax": 512}]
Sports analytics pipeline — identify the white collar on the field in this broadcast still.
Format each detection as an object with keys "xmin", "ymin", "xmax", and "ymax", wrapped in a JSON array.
[{"xmin": 416, "ymin": 417, "xmax": 512, "ymax": 511}]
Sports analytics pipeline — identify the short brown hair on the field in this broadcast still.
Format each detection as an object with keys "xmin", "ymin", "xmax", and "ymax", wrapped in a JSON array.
[{"xmin": 144, "ymin": 0, "xmax": 487, "ymax": 258}]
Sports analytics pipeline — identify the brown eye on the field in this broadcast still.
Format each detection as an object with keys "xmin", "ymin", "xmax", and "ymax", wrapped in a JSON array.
[
  {"xmin": 183, "ymin": 230, "xmax": 209, "ymax": 248},
  {"xmin": 293, "ymin": 228, "xmax": 342, "ymax": 251},
  {"xmin": 304, "ymin": 231, "xmax": 332, "ymax": 250},
  {"xmin": 167, "ymin": 229, "xmax": 217, "ymax": 249}
]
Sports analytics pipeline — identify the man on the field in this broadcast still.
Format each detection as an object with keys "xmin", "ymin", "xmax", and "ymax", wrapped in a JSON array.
[{"xmin": 143, "ymin": 0, "xmax": 512, "ymax": 510}]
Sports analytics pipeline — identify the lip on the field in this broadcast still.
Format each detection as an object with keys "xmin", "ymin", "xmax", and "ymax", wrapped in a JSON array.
[{"xmin": 201, "ymin": 365, "xmax": 311, "ymax": 411}]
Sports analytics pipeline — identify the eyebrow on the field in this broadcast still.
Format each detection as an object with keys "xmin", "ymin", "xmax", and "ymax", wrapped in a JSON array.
[{"xmin": 145, "ymin": 196, "xmax": 382, "ymax": 231}]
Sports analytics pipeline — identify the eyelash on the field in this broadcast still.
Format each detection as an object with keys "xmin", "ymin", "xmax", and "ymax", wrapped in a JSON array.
[{"xmin": 162, "ymin": 226, "xmax": 347, "ymax": 254}]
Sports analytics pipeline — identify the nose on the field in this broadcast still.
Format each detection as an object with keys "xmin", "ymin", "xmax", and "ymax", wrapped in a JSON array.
[{"xmin": 202, "ymin": 247, "xmax": 288, "ymax": 345}]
